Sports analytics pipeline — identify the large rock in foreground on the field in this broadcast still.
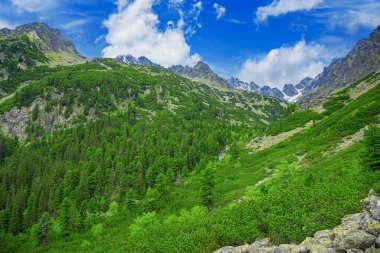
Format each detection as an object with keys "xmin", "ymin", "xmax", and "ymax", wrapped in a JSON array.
[{"xmin": 213, "ymin": 191, "xmax": 380, "ymax": 253}]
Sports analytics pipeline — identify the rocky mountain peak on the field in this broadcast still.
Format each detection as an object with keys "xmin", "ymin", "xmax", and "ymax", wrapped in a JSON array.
[
  {"xmin": 169, "ymin": 61, "xmax": 228, "ymax": 87},
  {"xmin": 191, "ymin": 61, "xmax": 212, "ymax": 75},
  {"xmin": 295, "ymin": 77, "xmax": 313, "ymax": 90},
  {"xmin": 282, "ymin": 84, "xmax": 299, "ymax": 97},
  {"xmin": 12, "ymin": 22, "xmax": 81, "ymax": 56}
]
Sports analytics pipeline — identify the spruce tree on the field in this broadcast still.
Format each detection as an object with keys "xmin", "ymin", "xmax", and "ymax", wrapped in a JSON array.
[
  {"xmin": 199, "ymin": 166, "xmax": 215, "ymax": 212},
  {"xmin": 364, "ymin": 125, "xmax": 380, "ymax": 171}
]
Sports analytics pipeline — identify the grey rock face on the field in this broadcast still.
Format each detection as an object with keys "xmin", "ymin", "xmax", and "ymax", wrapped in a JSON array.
[
  {"xmin": 249, "ymin": 82, "xmax": 261, "ymax": 93},
  {"xmin": 116, "ymin": 54, "xmax": 162, "ymax": 68},
  {"xmin": 295, "ymin": 77, "xmax": 314, "ymax": 90},
  {"xmin": 213, "ymin": 191, "xmax": 380, "ymax": 253},
  {"xmin": 282, "ymin": 84, "xmax": 299, "ymax": 97},
  {"xmin": 260, "ymin": 86, "xmax": 285, "ymax": 100},
  {"xmin": 227, "ymin": 77, "xmax": 261, "ymax": 93}
]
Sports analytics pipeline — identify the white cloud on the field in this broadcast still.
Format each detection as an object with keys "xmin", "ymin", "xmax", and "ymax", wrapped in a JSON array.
[
  {"xmin": 169, "ymin": 0, "xmax": 186, "ymax": 8},
  {"xmin": 238, "ymin": 40, "xmax": 331, "ymax": 88},
  {"xmin": 0, "ymin": 19, "xmax": 14, "ymax": 29},
  {"xmin": 102, "ymin": 0, "xmax": 200, "ymax": 67},
  {"xmin": 11, "ymin": 0, "xmax": 56, "ymax": 12},
  {"xmin": 61, "ymin": 19, "xmax": 89, "ymax": 31},
  {"xmin": 213, "ymin": 3, "xmax": 226, "ymax": 20},
  {"xmin": 226, "ymin": 19, "xmax": 245, "ymax": 24},
  {"xmin": 184, "ymin": 1, "xmax": 203, "ymax": 36},
  {"xmin": 255, "ymin": 0, "xmax": 323, "ymax": 23},
  {"xmin": 95, "ymin": 35, "xmax": 105, "ymax": 44},
  {"xmin": 312, "ymin": 0, "xmax": 380, "ymax": 34}
]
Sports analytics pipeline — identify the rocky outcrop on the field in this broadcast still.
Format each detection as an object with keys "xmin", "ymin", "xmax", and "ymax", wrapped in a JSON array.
[
  {"xmin": 213, "ymin": 191, "xmax": 380, "ymax": 253},
  {"xmin": 283, "ymin": 84, "xmax": 299, "ymax": 97},
  {"xmin": 295, "ymin": 77, "xmax": 314, "ymax": 90},
  {"xmin": 0, "ymin": 95, "xmax": 94, "ymax": 142},
  {"xmin": 227, "ymin": 77, "xmax": 261, "ymax": 93},
  {"xmin": 260, "ymin": 86, "xmax": 285, "ymax": 100},
  {"xmin": 218, "ymin": 145, "xmax": 230, "ymax": 161}
]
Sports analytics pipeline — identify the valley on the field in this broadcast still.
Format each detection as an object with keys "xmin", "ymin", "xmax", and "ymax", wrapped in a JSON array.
[{"xmin": 0, "ymin": 21, "xmax": 379, "ymax": 253}]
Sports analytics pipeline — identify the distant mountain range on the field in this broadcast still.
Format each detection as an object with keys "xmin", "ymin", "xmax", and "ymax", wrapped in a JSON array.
[
  {"xmin": 116, "ymin": 55, "xmax": 307, "ymax": 101},
  {"xmin": 116, "ymin": 24, "xmax": 380, "ymax": 104}
]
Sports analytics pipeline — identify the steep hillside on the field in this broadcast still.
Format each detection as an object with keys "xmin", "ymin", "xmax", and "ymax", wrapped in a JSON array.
[{"xmin": 300, "ymin": 25, "xmax": 380, "ymax": 105}]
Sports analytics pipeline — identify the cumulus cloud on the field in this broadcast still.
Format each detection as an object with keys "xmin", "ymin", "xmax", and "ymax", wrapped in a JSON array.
[
  {"xmin": 102, "ymin": 0, "xmax": 200, "ymax": 67},
  {"xmin": 255, "ymin": 0, "xmax": 323, "ymax": 23},
  {"xmin": 11, "ymin": 0, "xmax": 57, "ymax": 12},
  {"xmin": 238, "ymin": 40, "xmax": 331, "ymax": 88},
  {"xmin": 213, "ymin": 3, "xmax": 226, "ymax": 20}
]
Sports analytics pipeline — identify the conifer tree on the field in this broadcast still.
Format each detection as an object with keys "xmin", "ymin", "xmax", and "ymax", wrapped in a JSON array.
[
  {"xmin": 364, "ymin": 125, "xmax": 380, "ymax": 171},
  {"xmin": 199, "ymin": 166, "xmax": 215, "ymax": 212}
]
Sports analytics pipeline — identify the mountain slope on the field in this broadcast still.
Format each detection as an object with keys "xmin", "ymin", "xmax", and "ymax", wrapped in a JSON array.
[
  {"xmin": 300, "ymin": 25, "xmax": 380, "ymax": 105},
  {"xmin": 1, "ymin": 22, "xmax": 379, "ymax": 253},
  {"xmin": 5, "ymin": 67, "xmax": 378, "ymax": 253}
]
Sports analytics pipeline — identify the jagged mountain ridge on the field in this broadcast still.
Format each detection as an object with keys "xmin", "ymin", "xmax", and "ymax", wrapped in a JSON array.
[
  {"xmin": 116, "ymin": 54, "xmax": 162, "ymax": 68},
  {"xmin": 299, "ymin": 25, "xmax": 380, "ymax": 105},
  {"xmin": 282, "ymin": 84, "xmax": 298, "ymax": 97}
]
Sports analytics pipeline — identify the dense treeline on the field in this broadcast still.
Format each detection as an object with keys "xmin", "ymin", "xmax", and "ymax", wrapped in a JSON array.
[{"xmin": 0, "ymin": 109, "xmax": 239, "ymax": 236}]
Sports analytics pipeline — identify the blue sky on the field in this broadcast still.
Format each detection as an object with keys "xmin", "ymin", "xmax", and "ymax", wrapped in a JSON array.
[{"xmin": 0, "ymin": 0, "xmax": 379, "ymax": 88}]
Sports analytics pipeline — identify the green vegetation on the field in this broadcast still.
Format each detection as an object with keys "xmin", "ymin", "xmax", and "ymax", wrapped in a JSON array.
[
  {"xmin": 0, "ymin": 41, "xmax": 379, "ymax": 252},
  {"xmin": 266, "ymin": 109, "xmax": 321, "ymax": 136},
  {"xmin": 364, "ymin": 125, "xmax": 380, "ymax": 171}
]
